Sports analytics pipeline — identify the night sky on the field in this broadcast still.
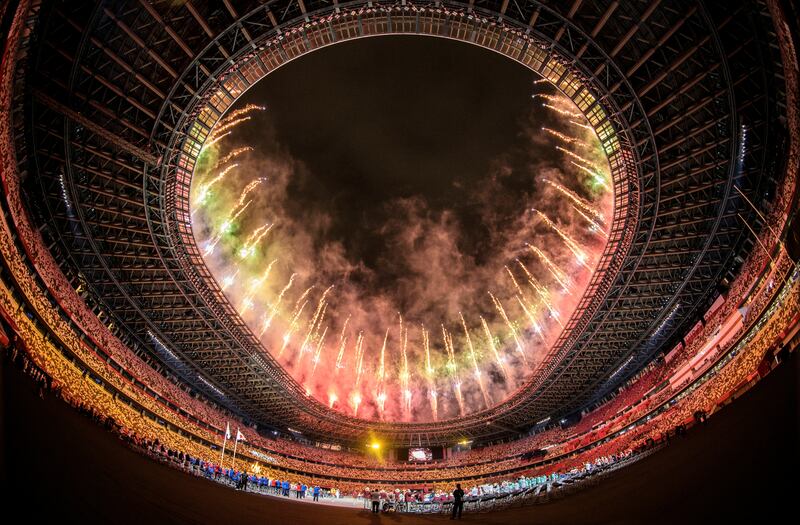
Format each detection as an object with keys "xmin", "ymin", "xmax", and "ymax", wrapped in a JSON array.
[{"xmin": 232, "ymin": 37, "xmax": 549, "ymax": 293}]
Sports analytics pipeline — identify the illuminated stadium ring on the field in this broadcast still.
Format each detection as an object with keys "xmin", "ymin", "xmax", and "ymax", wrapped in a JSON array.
[
  {"xmin": 23, "ymin": 0, "xmax": 781, "ymax": 446},
  {"xmin": 152, "ymin": 1, "xmax": 644, "ymax": 441}
]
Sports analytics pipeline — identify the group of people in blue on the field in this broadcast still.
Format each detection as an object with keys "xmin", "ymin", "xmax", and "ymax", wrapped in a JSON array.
[{"xmin": 193, "ymin": 459, "xmax": 324, "ymax": 501}]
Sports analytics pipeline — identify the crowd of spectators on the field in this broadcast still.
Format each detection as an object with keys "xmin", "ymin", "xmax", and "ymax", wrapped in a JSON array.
[{"xmin": 0, "ymin": 15, "xmax": 798, "ymax": 505}]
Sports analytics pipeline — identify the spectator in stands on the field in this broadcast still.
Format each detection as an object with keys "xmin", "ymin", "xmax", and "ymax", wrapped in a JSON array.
[{"xmin": 451, "ymin": 483, "xmax": 465, "ymax": 520}]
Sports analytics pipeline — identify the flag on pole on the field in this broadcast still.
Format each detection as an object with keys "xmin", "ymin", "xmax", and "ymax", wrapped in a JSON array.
[
  {"xmin": 220, "ymin": 421, "xmax": 231, "ymax": 467},
  {"xmin": 231, "ymin": 427, "xmax": 243, "ymax": 466}
]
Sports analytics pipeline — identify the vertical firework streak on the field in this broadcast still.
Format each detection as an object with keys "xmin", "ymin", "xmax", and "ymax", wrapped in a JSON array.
[
  {"xmin": 556, "ymin": 146, "xmax": 603, "ymax": 172},
  {"xmin": 310, "ymin": 326, "xmax": 328, "ymax": 377},
  {"xmin": 398, "ymin": 315, "xmax": 411, "ymax": 416},
  {"xmin": 240, "ymin": 258, "xmax": 277, "ymax": 314},
  {"xmin": 571, "ymin": 161, "xmax": 610, "ymax": 189},
  {"xmin": 195, "ymin": 163, "xmax": 238, "ymax": 206},
  {"xmin": 516, "ymin": 259, "xmax": 563, "ymax": 328},
  {"xmin": 214, "ymin": 147, "xmax": 252, "ymax": 169},
  {"xmin": 526, "ymin": 243, "xmax": 572, "ymax": 292},
  {"xmin": 221, "ymin": 104, "xmax": 266, "ymax": 123},
  {"xmin": 532, "ymin": 209, "xmax": 592, "ymax": 270},
  {"xmin": 334, "ymin": 315, "xmax": 350, "ymax": 372},
  {"xmin": 442, "ymin": 326, "xmax": 464, "ymax": 416},
  {"xmin": 569, "ymin": 119, "xmax": 594, "ymax": 131},
  {"xmin": 488, "ymin": 291, "xmax": 527, "ymax": 365},
  {"xmin": 422, "ymin": 326, "xmax": 438, "ymax": 421},
  {"xmin": 260, "ymin": 273, "xmax": 296, "ymax": 336},
  {"xmin": 239, "ymin": 222, "xmax": 274, "ymax": 258},
  {"xmin": 234, "ymin": 178, "xmax": 266, "ymax": 208},
  {"xmin": 542, "ymin": 178, "xmax": 605, "ymax": 223},
  {"xmin": 532, "ymin": 93, "xmax": 571, "ymax": 105},
  {"xmin": 542, "ymin": 127, "xmax": 588, "ymax": 147},
  {"xmin": 220, "ymin": 268, "xmax": 240, "ymax": 291},
  {"xmin": 376, "ymin": 329, "xmax": 389, "ymax": 419},
  {"xmin": 297, "ymin": 285, "xmax": 334, "ymax": 365},
  {"xmin": 459, "ymin": 313, "xmax": 492, "ymax": 409},
  {"xmin": 571, "ymin": 203, "xmax": 608, "ymax": 238},
  {"xmin": 504, "ymin": 265, "xmax": 528, "ymax": 299},
  {"xmin": 351, "ymin": 332, "xmax": 365, "ymax": 416},
  {"xmin": 203, "ymin": 131, "xmax": 231, "ymax": 149},
  {"xmin": 542, "ymin": 103, "xmax": 582, "ymax": 119},
  {"xmin": 480, "ymin": 316, "xmax": 510, "ymax": 382},
  {"xmin": 207, "ymin": 116, "xmax": 252, "ymax": 142},
  {"xmin": 516, "ymin": 295, "xmax": 546, "ymax": 341},
  {"xmin": 278, "ymin": 286, "xmax": 314, "ymax": 357},
  {"xmin": 206, "ymin": 105, "xmax": 265, "ymax": 142},
  {"xmin": 203, "ymin": 199, "xmax": 253, "ymax": 256}
]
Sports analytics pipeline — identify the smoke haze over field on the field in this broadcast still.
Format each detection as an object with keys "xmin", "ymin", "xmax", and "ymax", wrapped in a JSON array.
[{"xmin": 191, "ymin": 37, "xmax": 614, "ymax": 422}]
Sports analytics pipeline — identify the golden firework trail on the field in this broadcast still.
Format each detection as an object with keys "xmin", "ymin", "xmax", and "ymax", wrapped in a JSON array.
[
  {"xmin": 542, "ymin": 178, "xmax": 605, "ymax": 223},
  {"xmin": 219, "ymin": 199, "xmax": 253, "ymax": 235},
  {"xmin": 202, "ymin": 236, "xmax": 222, "ymax": 256},
  {"xmin": 480, "ymin": 316, "xmax": 509, "ymax": 381},
  {"xmin": 526, "ymin": 243, "xmax": 572, "ymax": 292},
  {"xmin": 422, "ymin": 326, "xmax": 434, "ymax": 377},
  {"xmin": 533, "ymin": 209, "xmax": 592, "ymax": 270},
  {"xmin": 398, "ymin": 315, "xmax": 411, "ymax": 414},
  {"xmin": 328, "ymin": 391, "xmax": 338, "ymax": 409},
  {"xmin": 334, "ymin": 315, "xmax": 351, "ymax": 372},
  {"xmin": 204, "ymin": 163, "xmax": 239, "ymax": 189},
  {"xmin": 533, "ymin": 78, "xmax": 550, "ymax": 85},
  {"xmin": 259, "ymin": 273, "xmax": 295, "ymax": 337},
  {"xmin": 376, "ymin": 328, "xmax": 390, "ymax": 419},
  {"xmin": 532, "ymin": 93, "xmax": 571, "ymax": 104},
  {"xmin": 571, "ymin": 161, "xmax": 610, "ymax": 189},
  {"xmin": 442, "ymin": 326, "xmax": 465, "ymax": 416},
  {"xmin": 220, "ymin": 268, "xmax": 240, "ymax": 291},
  {"xmin": 422, "ymin": 326, "xmax": 438, "ymax": 420},
  {"xmin": 244, "ymin": 222, "xmax": 271, "ymax": 246},
  {"xmin": 572, "ymin": 204, "xmax": 608, "ymax": 238},
  {"xmin": 278, "ymin": 297, "xmax": 309, "ymax": 357},
  {"xmin": 239, "ymin": 296, "xmax": 254, "ymax": 315},
  {"xmin": 354, "ymin": 331, "xmax": 366, "ymax": 387},
  {"xmin": 569, "ymin": 119, "xmax": 594, "ymax": 131},
  {"xmin": 207, "ymin": 116, "xmax": 251, "ymax": 142},
  {"xmin": 556, "ymin": 146, "xmax": 603, "ymax": 171},
  {"xmin": 516, "ymin": 259, "xmax": 563, "ymax": 328},
  {"xmin": 459, "ymin": 312, "xmax": 492, "ymax": 409},
  {"xmin": 235, "ymin": 178, "xmax": 266, "ymax": 208},
  {"xmin": 195, "ymin": 163, "xmax": 239, "ymax": 206},
  {"xmin": 214, "ymin": 147, "xmax": 252, "ymax": 169},
  {"xmin": 203, "ymin": 131, "xmax": 231, "ymax": 149},
  {"xmin": 517, "ymin": 295, "xmax": 546, "ymax": 342},
  {"xmin": 240, "ymin": 223, "xmax": 274, "ymax": 258},
  {"xmin": 249, "ymin": 258, "xmax": 278, "ymax": 292},
  {"xmin": 351, "ymin": 334, "xmax": 364, "ymax": 413},
  {"xmin": 504, "ymin": 265, "xmax": 527, "ymax": 298},
  {"xmin": 377, "ymin": 328, "xmax": 389, "ymax": 385},
  {"xmin": 221, "ymin": 104, "xmax": 265, "ymax": 123},
  {"xmin": 311, "ymin": 325, "xmax": 328, "ymax": 376},
  {"xmin": 299, "ymin": 292, "xmax": 330, "ymax": 364},
  {"xmin": 302, "ymin": 285, "xmax": 334, "ymax": 349},
  {"xmin": 376, "ymin": 390, "xmax": 387, "ymax": 419},
  {"xmin": 542, "ymin": 103, "xmax": 582, "ymax": 119},
  {"xmin": 542, "ymin": 127, "xmax": 588, "ymax": 147},
  {"xmin": 488, "ymin": 291, "xmax": 527, "ymax": 365},
  {"xmin": 351, "ymin": 390, "xmax": 362, "ymax": 417}
]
